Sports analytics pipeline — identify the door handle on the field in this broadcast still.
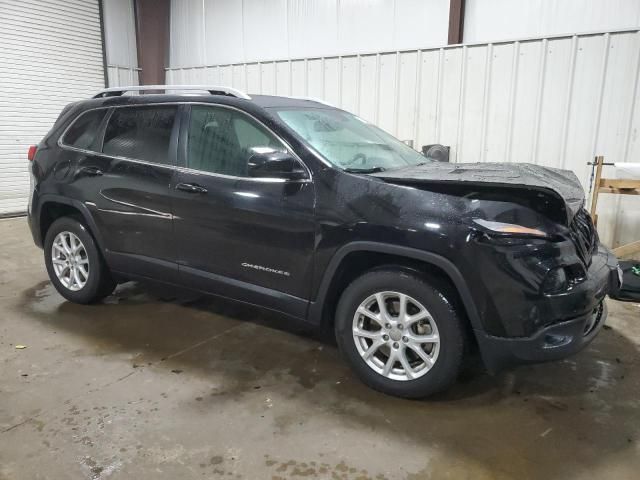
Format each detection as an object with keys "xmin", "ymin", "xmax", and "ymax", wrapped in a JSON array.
[
  {"xmin": 78, "ymin": 166, "xmax": 103, "ymax": 176},
  {"xmin": 176, "ymin": 182, "xmax": 208, "ymax": 194}
]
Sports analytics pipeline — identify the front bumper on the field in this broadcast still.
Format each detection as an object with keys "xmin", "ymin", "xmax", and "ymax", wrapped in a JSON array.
[{"xmin": 476, "ymin": 245, "xmax": 620, "ymax": 372}]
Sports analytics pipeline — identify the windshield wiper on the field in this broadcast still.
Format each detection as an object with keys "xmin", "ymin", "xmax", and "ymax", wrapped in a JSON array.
[{"xmin": 343, "ymin": 166, "xmax": 386, "ymax": 174}]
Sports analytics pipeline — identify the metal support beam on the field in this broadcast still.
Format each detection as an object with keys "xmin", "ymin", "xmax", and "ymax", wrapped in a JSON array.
[
  {"xmin": 448, "ymin": 0, "xmax": 466, "ymax": 45},
  {"xmin": 134, "ymin": 0, "xmax": 170, "ymax": 85},
  {"xmin": 98, "ymin": 0, "xmax": 109, "ymax": 87}
]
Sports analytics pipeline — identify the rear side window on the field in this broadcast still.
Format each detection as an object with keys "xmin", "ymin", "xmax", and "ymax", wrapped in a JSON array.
[
  {"xmin": 103, "ymin": 106, "xmax": 177, "ymax": 165},
  {"xmin": 62, "ymin": 110, "xmax": 107, "ymax": 150}
]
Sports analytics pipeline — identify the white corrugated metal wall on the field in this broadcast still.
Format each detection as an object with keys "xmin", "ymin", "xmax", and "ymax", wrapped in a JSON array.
[
  {"xmin": 103, "ymin": 0, "xmax": 139, "ymax": 86},
  {"xmin": 169, "ymin": 0, "xmax": 450, "ymax": 67},
  {"xmin": 167, "ymin": 29, "xmax": 640, "ymax": 248},
  {"xmin": 169, "ymin": 0, "xmax": 640, "ymax": 66},
  {"xmin": 464, "ymin": 0, "xmax": 640, "ymax": 43},
  {"xmin": 0, "ymin": 0, "xmax": 106, "ymax": 215}
]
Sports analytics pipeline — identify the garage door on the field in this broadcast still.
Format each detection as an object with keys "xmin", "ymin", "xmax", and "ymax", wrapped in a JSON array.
[{"xmin": 0, "ymin": 0, "xmax": 106, "ymax": 215}]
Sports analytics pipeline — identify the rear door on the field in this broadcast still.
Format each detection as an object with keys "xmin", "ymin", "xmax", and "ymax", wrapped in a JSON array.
[
  {"xmin": 65, "ymin": 104, "xmax": 180, "ymax": 280},
  {"xmin": 172, "ymin": 104, "xmax": 316, "ymax": 318}
]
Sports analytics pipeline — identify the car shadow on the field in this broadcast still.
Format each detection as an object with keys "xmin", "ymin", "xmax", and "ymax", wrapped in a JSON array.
[{"xmin": 18, "ymin": 280, "xmax": 640, "ymax": 479}]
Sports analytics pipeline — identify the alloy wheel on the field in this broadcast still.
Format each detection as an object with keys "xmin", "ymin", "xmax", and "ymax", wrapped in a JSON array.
[
  {"xmin": 51, "ymin": 231, "xmax": 90, "ymax": 291},
  {"xmin": 352, "ymin": 291, "xmax": 440, "ymax": 381}
]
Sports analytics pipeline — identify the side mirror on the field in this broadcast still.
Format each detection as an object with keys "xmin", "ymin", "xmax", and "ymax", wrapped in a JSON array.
[{"xmin": 247, "ymin": 149, "xmax": 307, "ymax": 180}]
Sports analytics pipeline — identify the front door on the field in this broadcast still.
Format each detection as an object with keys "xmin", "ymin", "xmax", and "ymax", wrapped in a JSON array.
[{"xmin": 172, "ymin": 104, "xmax": 315, "ymax": 318}]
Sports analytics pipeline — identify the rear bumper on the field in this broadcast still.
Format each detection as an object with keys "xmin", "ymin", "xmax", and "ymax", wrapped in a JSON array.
[
  {"xmin": 476, "ymin": 245, "xmax": 620, "ymax": 372},
  {"xmin": 27, "ymin": 202, "xmax": 43, "ymax": 248}
]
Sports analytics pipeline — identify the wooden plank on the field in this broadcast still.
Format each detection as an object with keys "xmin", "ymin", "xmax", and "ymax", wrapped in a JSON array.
[
  {"xmin": 598, "ymin": 187, "xmax": 640, "ymax": 195},
  {"xmin": 590, "ymin": 156, "xmax": 604, "ymax": 220},
  {"xmin": 599, "ymin": 178, "xmax": 640, "ymax": 189},
  {"xmin": 590, "ymin": 156, "xmax": 639, "ymax": 254},
  {"xmin": 613, "ymin": 240, "xmax": 640, "ymax": 258}
]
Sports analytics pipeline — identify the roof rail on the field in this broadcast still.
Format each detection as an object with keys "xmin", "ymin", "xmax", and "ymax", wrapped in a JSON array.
[{"xmin": 93, "ymin": 85, "xmax": 251, "ymax": 100}]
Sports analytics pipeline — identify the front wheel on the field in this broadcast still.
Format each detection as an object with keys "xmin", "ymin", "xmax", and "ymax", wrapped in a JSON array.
[
  {"xmin": 335, "ymin": 269, "xmax": 466, "ymax": 398},
  {"xmin": 44, "ymin": 217, "xmax": 115, "ymax": 304}
]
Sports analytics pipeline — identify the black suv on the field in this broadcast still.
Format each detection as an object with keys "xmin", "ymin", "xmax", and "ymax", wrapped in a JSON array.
[{"xmin": 28, "ymin": 85, "xmax": 621, "ymax": 398}]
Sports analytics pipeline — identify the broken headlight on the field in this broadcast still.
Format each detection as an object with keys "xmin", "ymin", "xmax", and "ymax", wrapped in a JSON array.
[{"xmin": 473, "ymin": 219, "xmax": 548, "ymax": 238}]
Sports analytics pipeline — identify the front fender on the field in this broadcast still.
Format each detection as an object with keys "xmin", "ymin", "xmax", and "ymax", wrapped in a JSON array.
[{"xmin": 307, "ymin": 241, "xmax": 483, "ymax": 332}]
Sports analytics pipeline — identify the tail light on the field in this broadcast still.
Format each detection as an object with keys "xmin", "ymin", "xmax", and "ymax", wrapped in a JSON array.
[{"xmin": 27, "ymin": 145, "xmax": 37, "ymax": 161}]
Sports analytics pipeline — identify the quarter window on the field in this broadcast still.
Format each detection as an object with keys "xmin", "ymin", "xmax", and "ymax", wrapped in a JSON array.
[
  {"xmin": 187, "ymin": 105, "xmax": 284, "ymax": 177},
  {"xmin": 103, "ymin": 106, "xmax": 177, "ymax": 165},
  {"xmin": 62, "ymin": 110, "xmax": 107, "ymax": 150}
]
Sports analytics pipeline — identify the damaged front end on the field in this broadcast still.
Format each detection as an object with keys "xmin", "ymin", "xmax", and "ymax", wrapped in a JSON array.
[
  {"xmin": 372, "ymin": 161, "xmax": 585, "ymax": 224},
  {"xmin": 372, "ymin": 162, "xmax": 621, "ymax": 372}
]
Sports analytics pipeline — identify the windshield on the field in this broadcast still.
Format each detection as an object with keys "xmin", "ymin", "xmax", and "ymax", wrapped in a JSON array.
[{"xmin": 272, "ymin": 107, "xmax": 428, "ymax": 171}]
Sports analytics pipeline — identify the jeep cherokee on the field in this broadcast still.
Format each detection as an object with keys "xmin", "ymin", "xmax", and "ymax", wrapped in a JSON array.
[{"xmin": 27, "ymin": 85, "xmax": 621, "ymax": 398}]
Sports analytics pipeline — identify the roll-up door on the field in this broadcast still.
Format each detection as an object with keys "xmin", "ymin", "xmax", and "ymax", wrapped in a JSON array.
[{"xmin": 0, "ymin": 0, "xmax": 106, "ymax": 215}]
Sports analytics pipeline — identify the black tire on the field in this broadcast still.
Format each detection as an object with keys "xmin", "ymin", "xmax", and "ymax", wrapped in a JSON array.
[
  {"xmin": 335, "ymin": 269, "xmax": 466, "ymax": 398},
  {"xmin": 44, "ymin": 216, "xmax": 116, "ymax": 304}
]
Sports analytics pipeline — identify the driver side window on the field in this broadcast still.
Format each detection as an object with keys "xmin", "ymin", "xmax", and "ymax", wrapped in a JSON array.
[{"xmin": 187, "ymin": 105, "xmax": 284, "ymax": 177}]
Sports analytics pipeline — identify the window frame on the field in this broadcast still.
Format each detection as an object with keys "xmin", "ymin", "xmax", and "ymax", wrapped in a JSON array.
[
  {"xmin": 58, "ymin": 102, "xmax": 311, "ymax": 182},
  {"xmin": 178, "ymin": 103, "xmax": 311, "ymax": 183},
  {"xmin": 58, "ymin": 104, "xmax": 182, "ymax": 169}
]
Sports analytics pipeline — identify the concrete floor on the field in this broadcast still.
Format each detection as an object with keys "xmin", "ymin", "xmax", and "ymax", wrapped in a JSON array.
[{"xmin": 1, "ymin": 217, "xmax": 639, "ymax": 480}]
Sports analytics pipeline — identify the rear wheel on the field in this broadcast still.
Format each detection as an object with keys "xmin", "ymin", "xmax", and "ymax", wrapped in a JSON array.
[
  {"xmin": 44, "ymin": 217, "xmax": 115, "ymax": 304},
  {"xmin": 335, "ymin": 269, "xmax": 466, "ymax": 398}
]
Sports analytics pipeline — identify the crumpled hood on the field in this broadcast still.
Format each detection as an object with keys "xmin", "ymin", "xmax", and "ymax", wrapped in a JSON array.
[{"xmin": 371, "ymin": 162, "xmax": 585, "ymax": 223}]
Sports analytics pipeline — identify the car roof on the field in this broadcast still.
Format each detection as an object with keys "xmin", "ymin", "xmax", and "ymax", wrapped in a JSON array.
[
  {"xmin": 71, "ymin": 93, "xmax": 334, "ymax": 120},
  {"xmin": 249, "ymin": 94, "xmax": 332, "ymax": 109}
]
